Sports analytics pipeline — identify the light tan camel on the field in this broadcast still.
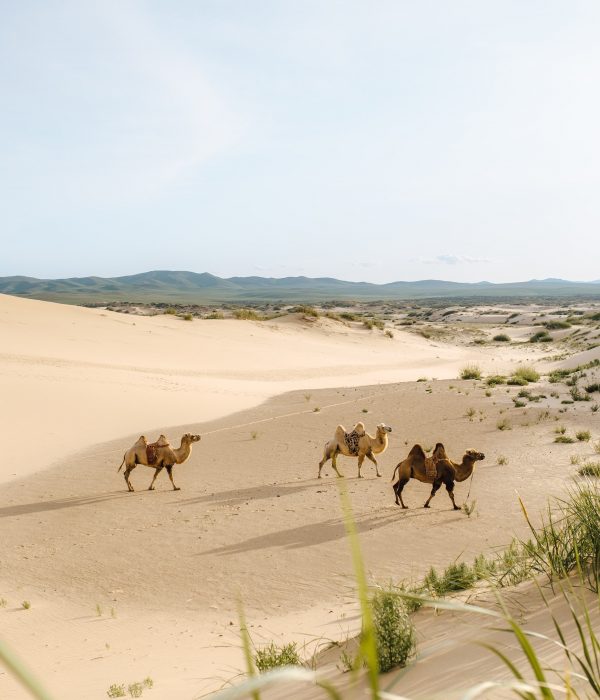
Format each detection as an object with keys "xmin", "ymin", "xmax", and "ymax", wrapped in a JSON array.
[
  {"xmin": 318, "ymin": 422, "xmax": 392, "ymax": 478},
  {"xmin": 118, "ymin": 433, "xmax": 201, "ymax": 492},
  {"xmin": 391, "ymin": 443, "xmax": 485, "ymax": 510}
]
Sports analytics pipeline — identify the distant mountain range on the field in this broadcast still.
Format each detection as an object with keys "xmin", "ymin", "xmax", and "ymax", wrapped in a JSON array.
[{"xmin": 1, "ymin": 271, "xmax": 599, "ymax": 304}]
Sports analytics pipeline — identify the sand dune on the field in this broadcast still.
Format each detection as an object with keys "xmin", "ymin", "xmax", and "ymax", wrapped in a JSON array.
[
  {"xmin": 1, "ymin": 295, "xmax": 597, "ymax": 699},
  {"xmin": 0, "ymin": 294, "xmax": 526, "ymax": 484}
]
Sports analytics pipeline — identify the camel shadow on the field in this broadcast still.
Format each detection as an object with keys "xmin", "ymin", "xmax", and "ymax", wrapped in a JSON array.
[
  {"xmin": 201, "ymin": 508, "xmax": 426, "ymax": 556},
  {"xmin": 178, "ymin": 480, "xmax": 323, "ymax": 509},
  {"xmin": 0, "ymin": 492, "xmax": 130, "ymax": 519}
]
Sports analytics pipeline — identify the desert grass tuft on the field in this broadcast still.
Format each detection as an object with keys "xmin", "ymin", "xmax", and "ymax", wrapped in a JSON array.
[
  {"xmin": 576, "ymin": 430, "xmax": 591, "ymax": 442},
  {"xmin": 460, "ymin": 364, "xmax": 481, "ymax": 380},
  {"xmin": 578, "ymin": 462, "xmax": 600, "ymax": 477},
  {"xmin": 254, "ymin": 642, "xmax": 301, "ymax": 672},
  {"xmin": 371, "ymin": 589, "xmax": 415, "ymax": 672}
]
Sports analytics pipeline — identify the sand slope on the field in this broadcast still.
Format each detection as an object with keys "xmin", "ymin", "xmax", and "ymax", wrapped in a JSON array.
[{"xmin": 1, "ymin": 295, "xmax": 597, "ymax": 699}]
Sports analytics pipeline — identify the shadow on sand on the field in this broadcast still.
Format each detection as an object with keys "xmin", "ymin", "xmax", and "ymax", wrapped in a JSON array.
[
  {"xmin": 201, "ymin": 507, "xmax": 456, "ymax": 556},
  {"xmin": 0, "ymin": 492, "xmax": 130, "ymax": 519}
]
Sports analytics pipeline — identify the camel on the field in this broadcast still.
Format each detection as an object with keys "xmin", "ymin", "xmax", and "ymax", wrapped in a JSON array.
[
  {"xmin": 118, "ymin": 433, "xmax": 201, "ymax": 492},
  {"xmin": 391, "ymin": 443, "xmax": 485, "ymax": 510},
  {"xmin": 318, "ymin": 422, "xmax": 392, "ymax": 479}
]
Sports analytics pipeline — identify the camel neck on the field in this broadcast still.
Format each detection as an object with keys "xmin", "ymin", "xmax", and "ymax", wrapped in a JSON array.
[{"xmin": 455, "ymin": 458, "xmax": 475, "ymax": 482}]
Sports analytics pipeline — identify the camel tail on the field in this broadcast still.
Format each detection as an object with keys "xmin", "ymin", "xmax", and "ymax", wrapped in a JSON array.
[
  {"xmin": 390, "ymin": 463, "xmax": 400, "ymax": 483},
  {"xmin": 117, "ymin": 455, "xmax": 125, "ymax": 472}
]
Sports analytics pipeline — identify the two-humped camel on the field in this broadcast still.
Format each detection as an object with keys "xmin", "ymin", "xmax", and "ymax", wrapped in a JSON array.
[
  {"xmin": 391, "ymin": 442, "xmax": 485, "ymax": 509},
  {"xmin": 118, "ymin": 433, "xmax": 201, "ymax": 492},
  {"xmin": 318, "ymin": 422, "xmax": 392, "ymax": 478}
]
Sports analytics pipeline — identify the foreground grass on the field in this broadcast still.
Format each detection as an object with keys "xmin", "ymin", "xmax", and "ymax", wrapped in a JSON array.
[{"xmin": 3, "ymin": 485, "xmax": 600, "ymax": 700}]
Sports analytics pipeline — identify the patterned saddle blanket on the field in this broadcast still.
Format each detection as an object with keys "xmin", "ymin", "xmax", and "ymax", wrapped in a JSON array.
[
  {"xmin": 146, "ymin": 443, "xmax": 162, "ymax": 465},
  {"xmin": 344, "ymin": 430, "xmax": 362, "ymax": 456}
]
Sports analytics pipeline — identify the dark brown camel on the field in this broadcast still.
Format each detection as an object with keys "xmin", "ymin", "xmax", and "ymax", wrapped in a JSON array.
[{"xmin": 391, "ymin": 443, "xmax": 485, "ymax": 510}]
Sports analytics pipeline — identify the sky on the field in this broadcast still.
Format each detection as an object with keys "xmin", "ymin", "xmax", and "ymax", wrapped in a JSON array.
[{"xmin": 1, "ymin": 1, "xmax": 600, "ymax": 283}]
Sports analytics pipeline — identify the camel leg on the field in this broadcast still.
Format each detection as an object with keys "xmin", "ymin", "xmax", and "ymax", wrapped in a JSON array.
[
  {"xmin": 148, "ymin": 466, "xmax": 164, "ymax": 490},
  {"xmin": 331, "ymin": 450, "xmax": 343, "ymax": 478},
  {"xmin": 318, "ymin": 447, "xmax": 331, "ymax": 478},
  {"xmin": 424, "ymin": 479, "xmax": 442, "ymax": 508},
  {"xmin": 445, "ymin": 480, "xmax": 460, "ymax": 510},
  {"xmin": 166, "ymin": 465, "xmax": 180, "ymax": 491},
  {"xmin": 393, "ymin": 478, "xmax": 409, "ymax": 508},
  {"xmin": 357, "ymin": 454, "xmax": 365, "ymax": 478},
  {"xmin": 365, "ymin": 449, "xmax": 381, "ymax": 477},
  {"xmin": 123, "ymin": 466, "xmax": 135, "ymax": 492}
]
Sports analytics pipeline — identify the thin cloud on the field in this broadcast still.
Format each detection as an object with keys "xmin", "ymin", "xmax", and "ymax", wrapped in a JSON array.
[{"xmin": 421, "ymin": 255, "xmax": 492, "ymax": 265}]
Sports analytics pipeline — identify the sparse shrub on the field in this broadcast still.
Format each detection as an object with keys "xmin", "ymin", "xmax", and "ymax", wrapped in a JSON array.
[
  {"xmin": 181, "ymin": 313, "xmax": 193, "ymax": 321},
  {"xmin": 250, "ymin": 431, "xmax": 258, "ymax": 440},
  {"xmin": 304, "ymin": 393, "xmax": 312, "ymax": 402},
  {"xmin": 107, "ymin": 685, "xmax": 126, "ymax": 699},
  {"xmin": 507, "ymin": 376, "xmax": 529, "ymax": 386},
  {"xmin": 513, "ymin": 366, "xmax": 540, "ymax": 383},
  {"xmin": 513, "ymin": 399, "xmax": 526, "ymax": 408},
  {"xmin": 555, "ymin": 425, "xmax": 567, "ymax": 434},
  {"xmin": 570, "ymin": 455, "xmax": 581, "ymax": 465},
  {"xmin": 234, "ymin": 308, "xmax": 261, "ymax": 320},
  {"xmin": 530, "ymin": 330, "xmax": 552, "ymax": 343},
  {"xmin": 296, "ymin": 305, "xmax": 319, "ymax": 318},
  {"xmin": 417, "ymin": 377, "xmax": 427, "ymax": 382},
  {"xmin": 497, "ymin": 418, "xmax": 511, "ymax": 431},
  {"xmin": 486, "ymin": 375, "xmax": 506, "ymax": 386},
  {"xmin": 254, "ymin": 641, "xmax": 301, "ymax": 672},
  {"xmin": 578, "ymin": 462, "xmax": 600, "ymax": 477},
  {"xmin": 164, "ymin": 307, "xmax": 178, "ymax": 315},
  {"xmin": 0, "ymin": 597, "xmax": 7, "ymax": 607},
  {"xmin": 576, "ymin": 430, "xmax": 591, "ymax": 442},
  {"xmin": 371, "ymin": 589, "xmax": 416, "ymax": 672},
  {"xmin": 543, "ymin": 320, "xmax": 571, "ymax": 330},
  {"xmin": 460, "ymin": 364, "xmax": 481, "ymax": 380},
  {"xmin": 385, "ymin": 329, "xmax": 394, "ymax": 338},
  {"xmin": 362, "ymin": 408, "xmax": 369, "ymax": 413},
  {"xmin": 555, "ymin": 435, "xmax": 575, "ymax": 444},
  {"xmin": 143, "ymin": 678, "xmax": 153, "ymax": 689},
  {"xmin": 493, "ymin": 334, "xmax": 510, "ymax": 342},
  {"xmin": 96, "ymin": 603, "xmax": 103, "ymax": 617},
  {"xmin": 594, "ymin": 440, "xmax": 600, "ymax": 454},
  {"xmin": 497, "ymin": 455, "xmax": 508, "ymax": 465},
  {"xmin": 313, "ymin": 407, "xmax": 320, "ymax": 412},
  {"xmin": 485, "ymin": 390, "xmax": 492, "ymax": 397},
  {"xmin": 128, "ymin": 683, "xmax": 144, "ymax": 698},
  {"xmin": 585, "ymin": 383, "xmax": 600, "ymax": 393},
  {"xmin": 465, "ymin": 407, "xmax": 476, "ymax": 420},
  {"xmin": 206, "ymin": 310, "xmax": 224, "ymax": 319},
  {"xmin": 462, "ymin": 500, "xmax": 477, "ymax": 518},
  {"xmin": 592, "ymin": 404, "xmax": 599, "ymax": 413},
  {"xmin": 21, "ymin": 600, "xmax": 30, "ymax": 610}
]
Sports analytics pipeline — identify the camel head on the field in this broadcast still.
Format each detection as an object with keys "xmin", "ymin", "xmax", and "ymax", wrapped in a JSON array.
[
  {"xmin": 465, "ymin": 449, "xmax": 485, "ymax": 462},
  {"xmin": 376, "ymin": 423, "xmax": 392, "ymax": 436},
  {"xmin": 183, "ymin": 433, "xmax": 201, "ymax": 444}
]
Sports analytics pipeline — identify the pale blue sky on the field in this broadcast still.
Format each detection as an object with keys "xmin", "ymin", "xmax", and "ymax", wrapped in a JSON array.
[{"xmin": 2, "ymin": 1, "xmax": 600, "ymax": 282}]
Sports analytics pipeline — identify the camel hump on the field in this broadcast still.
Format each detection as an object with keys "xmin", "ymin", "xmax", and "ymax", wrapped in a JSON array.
[
  {"xmin": 334, "ymin": 425, "xmax": 347, "ymax": 442},
  {"xmin": 133, "ymin": 435, "xmax": 147, "ymax": 447},
  {"xmin": 408, "ymin": 444, "xmax": 426, "ymax": 460},
  {"xmin": 432, "ymin": 442, "xmax": 448, "ymax": 460},
  {"xmin": 352, "ymin": 422, "xmax": 366, "ymax": 436},
  {"xmin": 154, "ymin": 434, "xmax": 169, "ymax": 447}
]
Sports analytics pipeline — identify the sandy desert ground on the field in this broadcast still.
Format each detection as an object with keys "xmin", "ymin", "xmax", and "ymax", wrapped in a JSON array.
[{"xmin": 1, "ymin": 293, "xmax": 599, "ymax": 699}]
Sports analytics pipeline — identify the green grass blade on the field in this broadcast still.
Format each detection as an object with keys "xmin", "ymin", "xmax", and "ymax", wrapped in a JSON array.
[
  {"xmin": 0, "ymin": 638, "xmax": 57, "ymax": 700},
  {"xmin": 237, "ymin": 600, "xmax": 260, "ymax": 700},
  {"xmin": 338, "ymin": 479, "xmax": 380, "ymax": 698}
]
